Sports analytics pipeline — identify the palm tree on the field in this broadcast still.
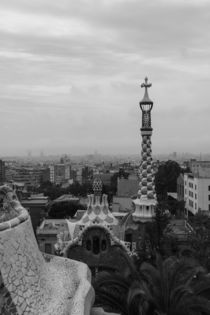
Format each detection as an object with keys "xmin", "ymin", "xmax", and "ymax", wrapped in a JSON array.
[
  {"xmin": 93, "ymin": 271, "xmax": 132, "ymax": 315},
  {"xmin": 128, "ymin": 255, "xmax": 210, "ymax": 315},
  {"xmin": 93, "ymin": 251, "xmax": 140, "ymax": 314}
]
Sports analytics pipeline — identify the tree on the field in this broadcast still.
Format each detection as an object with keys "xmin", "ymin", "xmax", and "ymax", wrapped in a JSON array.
[
  {"xmin": 94, "ymin": 254, "xmax": 210, "ymax": 315},
  {"xmin": 93, "ymin": 251, "xmax": 140, "ymax": 314},
  {"xmin": 48, "ymin": 200, "xmax": 86, "ymax": 218},
  {"xmin": 93, "ymin": 271, "xmax": 132, "ymax": 315},
  {"xmin": 128, "ymin": 255, "xmax": 210, "ymax": 315},
  {"xmin": 187, "ymin": 213, "xmax": 210, "ymax": 271},
  {"xmin": 155, "ymin": 160, "xmax": 181, "ymax": 201},
  {"xmin": 143, "ymin": 205, "xmax": 170, "ymax": 255}
]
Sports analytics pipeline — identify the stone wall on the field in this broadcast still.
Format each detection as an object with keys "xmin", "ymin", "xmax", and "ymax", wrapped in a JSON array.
[{"xmin": 0, "ymin": 185, "xmax": 94, "ymax": 315}]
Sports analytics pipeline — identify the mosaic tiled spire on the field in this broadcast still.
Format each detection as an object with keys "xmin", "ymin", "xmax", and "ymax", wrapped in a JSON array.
[
  {"xmin": 138, "ymin": 77, "xmax": 156, "ymax": 200},
  {"xmin": 78, "ymin": 175, "xmax": 118, "ymax": 226},
  {"xmin": 92, "ymin": 175, "xmax": 103, "ymax": 196}
]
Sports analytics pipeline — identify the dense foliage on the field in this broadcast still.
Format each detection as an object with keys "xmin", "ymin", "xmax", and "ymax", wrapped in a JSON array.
[
  {"xmin": 39, "ymin": 169, "xmax": 128, "ymax": 203},
  {"xmin": 188, "ymin": 213, "xmax": 210, "ymax": 270},
  {"xmin": 94, "ymin": 254, "xmax": 210, "ymax": 315},
  {"xmin": 39, "ymin": 181, "xmax": 92, "ymax": 200},
  {"xmin": 155, "ymin": 160, "xmax": 181, "ymax": 201},
  {"xmin": 47, "ymin": 200, "xmax": 86, "ymax": 219}
]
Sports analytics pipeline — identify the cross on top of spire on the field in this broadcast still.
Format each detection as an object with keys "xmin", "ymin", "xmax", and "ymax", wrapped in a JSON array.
[
  {"xmin": 140, "ymin": 77, "xmax": 153, "ymax": 105},
  {"xmin": 141, "ymin": 77, "xmax": 152, "ymax": 90}
]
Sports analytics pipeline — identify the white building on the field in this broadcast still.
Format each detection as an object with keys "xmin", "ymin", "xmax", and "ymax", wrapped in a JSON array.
[
  {"xmin": 190, "ymin": 160, "xmax": 210, "ymax": 178},
  {"xmin": 48, "ymin": 163, "xmax": 71, "ymax": 185},
  {"xmin": 49, "ymin": 165, "xmax": 55, "ymax": 183},
  {"xmin": 184, "ymin": 173, "xmax": 210, "ymax": 215}
]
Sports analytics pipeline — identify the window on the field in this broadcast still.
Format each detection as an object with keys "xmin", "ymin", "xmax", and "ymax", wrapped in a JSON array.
[
  {"xmin": 45, "ymin": 243, "xmax": 52, "ymax": 254},
  {"xmin": 188, "ymin": 182, "xmax": 193, "ymax": 188},
  {"xmin": 86, "ymin": 240, "xmax": 91, "ymax": 251},
  {"xmin": 101, "ymin": 239, "xmax": 107, "ymax": 251},
  {"xmin": 195, "ymin": 185, "xmax": 197, "ymax": 190},
  {"xmin": 125, "ymin": 233, "xmax": 132, "ymax": 243},
  {"xmin": 195, "ymin": 203, "xmax": 197, "ymax": 210},
  {"xmin": 93, "ymin": 236, "xmax": 100, "ymax": 255},
  {"xmin": 189, "ymin": 191, "xmax": 193, "ymax": 198},
  {"xmin": 209, "ymin": 186, "xmax": 210, "ymax": 191},
  {"xmin": 146, "ymin": 206, "xmax": 149, "ymax": 211},
  {"xmin": 195, "ymin": 194, "xmax": 197, "ymax": 199},
  {"xmin": 189, "ymin": 199, "xmax": 194, "ymax": 207},
  {"xmin": 209, "ymin": 195, "xmax": 210, "ymax": 201},
  {"xmin": 209, "ymin": 204, "xmax": 210, "ymax": 211}
]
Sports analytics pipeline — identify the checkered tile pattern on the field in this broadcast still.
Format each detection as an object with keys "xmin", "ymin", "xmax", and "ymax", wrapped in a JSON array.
[
  {"xmin": 138, "ymin": 134, "xmax": 156, "ymax": 199},
  {"xmin": 92, "ymin": 177, "xmax": 103, "ymax": 195},
  {"xmin": 80, "ymin": 194, "xmax": 118, "ymax": 225}
]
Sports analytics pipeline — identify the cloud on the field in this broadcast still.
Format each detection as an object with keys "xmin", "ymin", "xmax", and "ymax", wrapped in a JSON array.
[
  {"xmin": 0, "ymin": 9, "xmax": 94, "ymax": 38},
  {"xmin": 0, "ymin": 0, "xmax": 210, "ymax": 155}
]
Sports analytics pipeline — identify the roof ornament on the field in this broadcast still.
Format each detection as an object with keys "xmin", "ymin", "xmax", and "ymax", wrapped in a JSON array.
[
  {"xmin": 140, "ymin": 77, "xmax": 153, "ymax": 106},
  {"xmin": 92, "ymin": 175, "xmax": 102, "ymax": 196}
]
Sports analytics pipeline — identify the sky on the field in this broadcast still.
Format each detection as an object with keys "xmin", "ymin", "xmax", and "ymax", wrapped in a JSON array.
[{"xmin": 0, "ymin": 0, "xmax": 210, "ymax": 156}]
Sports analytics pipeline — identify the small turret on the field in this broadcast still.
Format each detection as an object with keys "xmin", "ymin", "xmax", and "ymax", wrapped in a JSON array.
[{"xmin": 92, "ymin": 175, "xmax": 103, "ymax": 196}]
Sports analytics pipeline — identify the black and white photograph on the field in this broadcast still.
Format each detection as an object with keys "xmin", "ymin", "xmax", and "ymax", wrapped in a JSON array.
[{"xmin": 1, "ymin": 1, "xmax": 210, "ymax": 314}]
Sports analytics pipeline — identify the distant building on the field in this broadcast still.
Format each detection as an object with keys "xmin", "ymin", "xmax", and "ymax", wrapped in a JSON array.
[
  {"xmin": 36, "ymin": 194, "xmax": 83, "ymax": 254},
  {"xmin": 190, "ymin": 160, "xmax": 210, "ymax": 178},
  {"xmin": 0, "ymin": 160, "xmax": 5, "ymax": 184},
  {"xmin": 54, "ymin": 163, "xmax": 71, "ymax": 185},
  {"xmin": 21, "ymin": 195, "xmax": 49, "ymax": 233},
  {"xmin": 110, "ymin": 173, "xmax": 138, "ymax": 213},
  {"xmin": 184, "ymin": 161, "xmax": 210, "ymax": 215},
  {"xmin": 117, "ymin": 174, "xmax": 138, "ymax": 197},
  {"xmin": 37, "ymin": 219, "xmax": 69, "ymax": 255},
  {"xmin": 184, "ymin": 173, "xmax": 210, "ymax": 215},
  {"xmin": 43, "ymin": 163, "xmax": 71, "ymax": 185},
  {"xmin": 76, "ymin": 168, "xmax": 83, "ymax": 184},
  {"xmin": 100, "ymin": 173, "xmax": 112, "ymax": 186},
  {"xmin": 82, "ymin": 166, "xmax": 93, "ymax": 184},
  {"xmin": 5, "ymin": 165, "xmax": 43, "ymax": 188},
  {"xmin": 112, "ymin": 196, "xmax": 133, "ymax": 212},
  {"xmin": 177, "ymin": 173, "xmax": 184, "ymax": 201}
]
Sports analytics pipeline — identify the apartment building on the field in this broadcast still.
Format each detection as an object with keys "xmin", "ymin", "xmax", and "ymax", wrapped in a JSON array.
[{"xmin": 184, "ymin": 173, "xmax": 210, "ymax": 215}]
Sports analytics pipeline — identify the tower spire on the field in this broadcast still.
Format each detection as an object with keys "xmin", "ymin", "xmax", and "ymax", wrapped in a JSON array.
[
  {"xmin": 140, "ymin": 77, "xmax": 153, "ymax": 104},
  {"xmin": 132, "ymin": 77, "xmax": 156, "ymax": 222}
]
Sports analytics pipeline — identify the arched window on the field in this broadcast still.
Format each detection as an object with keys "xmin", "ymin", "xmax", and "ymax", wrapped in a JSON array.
[
  {"xmin": 101, "ymin": 239, "xmax": 107, "ymax": 251},
  {"xmin": 86, "ymin": 239, "xmax": 91, "ymax": 251},
  {"xmin": 93, "ymin": 236, "xmax": 100, "ymax": 255}
]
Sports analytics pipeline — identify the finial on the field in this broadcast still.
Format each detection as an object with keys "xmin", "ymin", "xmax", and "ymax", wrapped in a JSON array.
[
  {"xmin": 141, "ymin": 77, "xmax": 151, "ymax": 89},
  {"xmin": 92, "ymin": 175, "xmax": 102, "ymax": 196},
  {"xmin": 140, "ymin": 77, "xmax": 153, "ymax": 105}
]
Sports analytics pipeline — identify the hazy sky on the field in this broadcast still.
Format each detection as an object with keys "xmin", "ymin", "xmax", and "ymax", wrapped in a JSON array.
[{"xmin": 1, "ymin": 0, "xmax": 210, "ymax": 156}]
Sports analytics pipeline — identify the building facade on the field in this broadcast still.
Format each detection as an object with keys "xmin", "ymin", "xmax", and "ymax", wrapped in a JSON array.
[
  {"xmin": 61, "ymin": 177, "xmax": 130, "ymax": 277},
  {"xmin": 177, "ymin": 173, "xmax": 184, "ymax": 201},
  {"xmin": 43, "ymin": 163, "xmax": 71, "ymax": 185},
  {"xmin": 190, "ymin": 160, "xmax": 210, "ymax": 178},
  {"xmin": 184, "ymin": 173, "xmax": 210, "ymax": 215},
  {"xmin": 5, "ymin": 165, "xmax": 43, "ymax": 188}
]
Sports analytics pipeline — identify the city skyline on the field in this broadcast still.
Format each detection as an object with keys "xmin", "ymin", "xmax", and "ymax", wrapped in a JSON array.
[{"xmin": 1, "ymin": 0, "xmax": 210, "ymax": 156}]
